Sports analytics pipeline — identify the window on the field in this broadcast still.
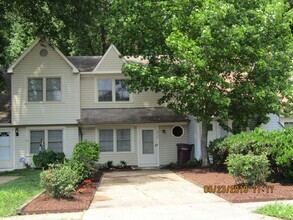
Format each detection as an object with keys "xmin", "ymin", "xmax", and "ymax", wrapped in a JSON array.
[
  {"xmin": 30, "ymin": 131, "xmax": 45, "ymax": 154},
  {"xmin": 99, "ymin": 128, "xmax": 131, "ymax": 152},
  {"xmin": 48, "ymin": 130, "xmax": 63, "ymax": 152},
  {"xmin": 115, "ymin": 80, "xmax": 129, "ymax": 101},
  {"xmin": 172, "ymin": 126, "xmax": 184, "ymax": 138},
  {"xmin": 28, "ymin": 78, "xmax": 43, "ymax": 101},
  {"xmin": 30, "ymin": 130, "xmax": 63, "ymax": 154},
  {"xmin": 98, "ymin": 79, "xmax": 112, "ymax": 102},
  {"xmin": 28, "ymin": 78, "xmax": 61, "ymax": 102},
  {"xmin": 97, "ymin": 79, "xmax": 130, "ymax": 102},
  {"xmin": 117, "ymin": 129, "xmax": 131, "ymax": 152},
  {"xmin": 46, "ymin": 78, "xmax": 61, "ymax": 101},
  {"xmin": 99, "ymin": 129, "xmax": 114, "ymax": 152}
]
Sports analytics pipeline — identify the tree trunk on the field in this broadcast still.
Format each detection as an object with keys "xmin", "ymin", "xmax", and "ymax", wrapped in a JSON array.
[
  {"xmin": 100, "ymin": 23, "xmax": 107, "ymax": 53},
  {"xmin": 201, "ymin": 123, "xmax": 209, "ymax": 167}
]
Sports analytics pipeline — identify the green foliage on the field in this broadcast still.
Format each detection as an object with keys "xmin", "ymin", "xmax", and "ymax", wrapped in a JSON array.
[
  {"xmin": 186, "ymin": 158, "xmax": 202, "ymax": 168},
  {"xmin": 0, "ymin": 169, "xmax": 42, "ymax": 217},
  {"xmin": 165, "ymin": 162, "xmax": 180, "ymax": 170},
  {"xmin": 33, "ymin": 150, "xmax": 65, "ymax": 169},
  {"xmin": 72, "ymin": 140, "xmax": 100, "ymax": 162},
  {"xmin": 226, "ymin": 153, "xmax": 270, "ymax": 185},
  {"xmin": 209, "ymin": 128, "xmax": 293, "ymax": 182},
  {"xmin": 256, "ymin": 203, "xmax": 293, "ymax": 219},
  {"xmin": 40, "ymin": 163, "xmax": 79, "ymax": 198},
  {"xmin": 72, "ymin": 141, "xmax": 100, "ymax": 179},
  {"xmin": 106, "ymin": 160, "xmax": 113, "ymax": 168},
  {"xmin": 118, "ymin": 160, "xmax": 127, "ymax": 169}
]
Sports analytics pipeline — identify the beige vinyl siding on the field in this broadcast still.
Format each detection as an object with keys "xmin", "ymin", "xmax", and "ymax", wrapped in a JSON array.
[
  {"xmin": 82, "ymin": 126, "xmax": 138, "ymax": 166},
  {"xmin": 12, "ymin": 41, "xmax": 80, "ymax": 125},
  {"xmin": 159, "ymin": 125, "xmax": 188, "ymax": 165},
  {"xmin": 95, "ymin": 46, "xmax": 125, "ymax": 72},
  {"xmin": 14, "ymin": 126, "xmax": 79, "ymax": 169},
  {"xmin": 81, "ymin": 75, "xmax": 165, "ymax": 108}
]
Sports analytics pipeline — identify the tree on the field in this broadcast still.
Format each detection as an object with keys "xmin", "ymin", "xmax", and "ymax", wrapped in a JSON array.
[{"xmin": 122, "ymin": 0, "xmax": 292, "ymax": 166}]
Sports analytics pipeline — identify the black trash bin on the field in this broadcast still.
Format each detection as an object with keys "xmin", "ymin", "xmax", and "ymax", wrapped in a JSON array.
[{"xmin": 177, "ymin": 143, "xmax": 193, "ymax": 165}]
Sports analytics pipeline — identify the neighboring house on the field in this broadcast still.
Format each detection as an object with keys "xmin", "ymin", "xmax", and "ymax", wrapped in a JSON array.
[{"xmin": 0, "ymin": 38, "xmax": 291, "ymax": 170}]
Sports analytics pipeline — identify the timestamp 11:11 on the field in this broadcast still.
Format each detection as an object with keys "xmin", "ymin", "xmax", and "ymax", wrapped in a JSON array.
[{"xmin": 253, "ymin": 185, "xmax": 274, "ymax": 193}]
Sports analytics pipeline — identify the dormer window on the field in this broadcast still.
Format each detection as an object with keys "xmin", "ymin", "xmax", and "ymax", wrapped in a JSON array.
[{"xmin": 97, "ymin": 79, "xmax": 130, "ymax": 102}]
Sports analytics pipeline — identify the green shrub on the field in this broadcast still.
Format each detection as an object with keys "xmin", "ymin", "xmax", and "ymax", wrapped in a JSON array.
[
  {"xmin": 33, "ymin": 150, "xmax": 65, "ymax": 169},
  {"xmin": 226, "ymin": 153, "xmax": 270, "ymax": 185},
  {"xmin": 165, "ymin": 162, "xmax": 180, "ymax": 170},
  {"xmin": 72, "ymin": 141, "xmax": 100, "ymax": 162},
  {"xmin": 72, "ymin": 141, "xmax": 100, "ymax": 179},
  {"xmin": 208, "ymin": 128, "xmax": 293, "ymax": 182},
  {"xmin": 106, "ymin": 160, "xmax": 113, "ymax": 168},
  {"xmin": 118, "ymin": 160, "xmax": 127, "ymax": 169},
  {"xmin": 40, "ymin": 163, "xmax": 79, "ymax": 198},
  {"xmin": 186, "ymin": 158, "xmax": 202, "ymax": 168}
]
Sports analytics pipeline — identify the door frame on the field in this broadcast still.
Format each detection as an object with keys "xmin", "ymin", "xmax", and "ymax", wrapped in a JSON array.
[
  {"xmin": 137, "ymin": 126, "xmax": 160, "ymax": 167},
  {"xmin": 0, "ymin": 128, "xmax": 15, "ymax": 170}
]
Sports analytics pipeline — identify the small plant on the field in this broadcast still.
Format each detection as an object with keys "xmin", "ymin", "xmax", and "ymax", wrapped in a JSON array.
[
  {"xmin": 40, "ymin": 162, "xmax": 79, "ymax": 198},
  {"xmin": 106, "ymin": 160, "xmax": 113, "ymax": 168},
  {"xmin": 77, "ymin": 179, "xmax": 93, "ymax": 194},
  {"xmin": 186, "ymin": 158, "xmax": 202, "ymax": 168},
  {"xmin": 33, "ymin": 150, "xmax": 65, "ymax": 169},
  {"xmin": 119, "ymin": 160, "xmax": 127, "ymax": 168},
  {"xmin": 165, "ymin": 162, "xmax": 180, "ymax": 170},
  {"xmin": 226, "ymin": 153, "xmax": 270, "ymax": 185}
]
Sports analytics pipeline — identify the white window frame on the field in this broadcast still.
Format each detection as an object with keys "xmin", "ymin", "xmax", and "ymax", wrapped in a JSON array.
[
  {"xmin": 96, "ymin": 78, "xmax": 132, "ymax": 103},
  {"xmin": 27, "ymin": 77, "xmax": 62, "ymax": 102},
  {"xmin": 171, "ymin": 125, "xmax": 184, "ymax": 138},
  {"xmin": 97, "ymin": 127, "xmax": 133, "ymax": 153},
  {"xmin": 28, "ymin": 127, "xmax": 65, "ymax": 155}
]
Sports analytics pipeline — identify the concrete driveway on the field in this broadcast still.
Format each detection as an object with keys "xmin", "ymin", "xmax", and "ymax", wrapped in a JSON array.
[{"xmin": 83, "ymin": 170, "xmax": 278, "ymax": 220}]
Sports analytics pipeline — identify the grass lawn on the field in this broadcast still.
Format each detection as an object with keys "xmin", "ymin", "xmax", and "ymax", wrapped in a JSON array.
[
  {"xmin": 0, "ymin": 169, "xmax": 42, "ymax": 217},
  {"xmin": 256, "ymin": 203, "xmax": 293, "ymax": 220}
]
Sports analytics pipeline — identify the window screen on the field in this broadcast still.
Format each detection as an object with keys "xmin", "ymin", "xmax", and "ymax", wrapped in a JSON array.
[
  {"xmin": 99, "ymin": 129, "xmax": 114, "ymax": 152},
  {"xmin": 98, "ymin": 79, "xmax": 112, "ymax": 101},
  {"xmin": 117, "ymin": 129, "xmax": 131, "ymax": 152},
  {"xmin": 46, "ymin": 78, "xmax": 61, "ymax": 101},
  {"xmin": 115, "ymin": 80, "xmax": 129, "ymax": 101},
  {"xmin": 48, "ymin": 130, "xmax": 63, "ymax": 152},
  {"xmin": 28, "ymin": 78, "xmax": 43, "ymax": 101},
  {"xmin": 30, "ymin": 131, "xmax": 45, "ymax": 154}
]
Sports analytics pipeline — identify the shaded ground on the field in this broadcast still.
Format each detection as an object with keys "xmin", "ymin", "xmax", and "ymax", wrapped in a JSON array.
[{"xmin": 176, "ymin": 168, "xmax": 293, "ymax": 203}]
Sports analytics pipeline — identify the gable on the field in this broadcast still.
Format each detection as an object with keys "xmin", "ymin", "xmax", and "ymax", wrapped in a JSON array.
[
  {"xmin": 93, "ymin": 44, "xmax": 126, "ymax": 73},
  {"xmin": 8, "ymin": 38, "xmax": 78, "ymax": 74}
]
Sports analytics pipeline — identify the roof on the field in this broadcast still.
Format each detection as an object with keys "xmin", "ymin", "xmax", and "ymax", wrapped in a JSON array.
[
  {"xmin": 0, "ymin": 70, "xmax": 11, "ymax": 123},
  {"xmin": 67, "ymin": 56, "xmax": 102, "ymax": 72},
  {"xmin": 79, "ymin": 107, "xmax": 188, "ymax": 125}
]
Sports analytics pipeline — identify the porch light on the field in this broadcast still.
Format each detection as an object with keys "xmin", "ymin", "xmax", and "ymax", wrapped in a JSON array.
[{"xmin": 15, "ymin": 128, "xmax": 19, "ymax": 136}]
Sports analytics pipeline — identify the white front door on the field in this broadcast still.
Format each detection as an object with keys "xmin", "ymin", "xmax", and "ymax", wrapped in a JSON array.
[
  {"xmin": 138, "ymin": 127, "xmax": 159, "ymax": 167},
  {"xmin": 0, "ymin": 132, "xmax": 12, "ymax": 169}
]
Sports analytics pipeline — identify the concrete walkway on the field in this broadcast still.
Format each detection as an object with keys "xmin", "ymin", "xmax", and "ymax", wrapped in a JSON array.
[
  {"xmin": 4, "ymin": 170, "xmax": 291, "ymax": 220},
  {"xmin": 0, "ymin": 176, "xmax": 21, "ymax": 185},
  {"xmin": 82, "ymin": 170, "xmax": 279, "ymax": 220}
]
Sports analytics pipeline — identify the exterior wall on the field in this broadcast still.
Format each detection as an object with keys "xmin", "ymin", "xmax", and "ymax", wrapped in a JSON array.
[
  {"xmin": 95, "ymin": 46, "xmax": 125, "ymax": 72},
  {"xmin": 11, "ymin": 41, "xmax": 80, "ymax": 125},
  {"xmin": 14, "ymin": 125, "xmax": 79, "ymax": 169},
  {"xmin": 80, "ymin": 74, "xmax": 165, "ymax": 108},
  {"xmin": 261, "ymin": 114, "xmax": 283, "ymax": 131},
  {"xmin": 82, "ymin": 125, "xmax": 138, "ymax": 166},
  {"xmin": 158, "ymin": 124, "xmax": 188, "ymax": 165}
]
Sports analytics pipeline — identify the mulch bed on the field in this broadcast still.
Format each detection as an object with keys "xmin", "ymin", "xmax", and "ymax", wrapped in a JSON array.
[
  {"xmin": 175, "ymin": 168, "xmax": 293, "ymax": 203},
  {"xmin": 21, "ymin": 172, "xmax": 103, "ymax": 214}
]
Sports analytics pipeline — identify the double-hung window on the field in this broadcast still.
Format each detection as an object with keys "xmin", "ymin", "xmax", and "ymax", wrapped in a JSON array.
[
  {"xmin": 97, "ymin": 79, "xmax": 129, "ymax": 102},
  {"xmin": 30, "ymin": 129, "xmax": 63, "ymax": 154},
  {"xmin": 28, "ymin": 77, "xmax": 61, "ymax": 102},
  {"xmin": 99, "ymin": 129, "xmax": 131, "ymax": 152}
]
